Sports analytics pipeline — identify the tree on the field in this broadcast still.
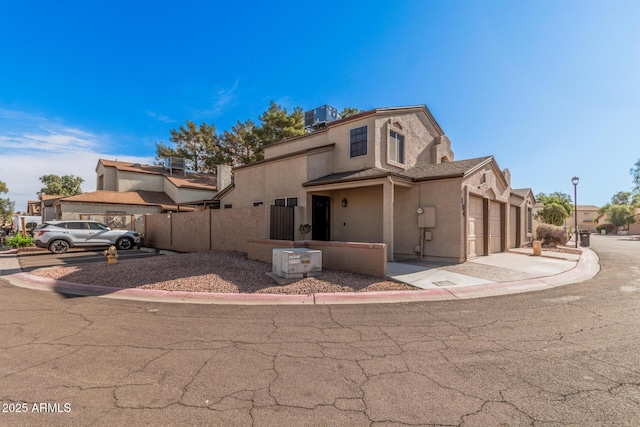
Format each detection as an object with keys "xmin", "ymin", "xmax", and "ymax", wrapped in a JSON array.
[
  {"xmin": 535, "ymin": 192, "xmax": 574, "ymax": 226},
  {"xmin": 607, "ymin": 204, "xmax": 637, "ymax": 230},
  {"xmin": 221, "ymin": 119, "xmax": 262, "ymax": 166},
  {"xmin": 631, "ymin": 159, "xmax": 640, "ymax": 192},
  {"xmin": 611, "ymin": 191, "xmax": 633, "ymax": 206},
  {"xmin": 253, "ymin": 101, "xmax": 305, "ymax": 147},
  {"xmin": 155, "ymin": 121, "xmax": 227, "ymax": 173},
  {"xmin": 339, "ymin": 107, "xmax": 364, "ymax": 119},
  {"xmin": 38, "ymin": 174, "xmax": 84, "ymax": 199},
  {"xmin": 0, "ymin": 179, "xmax": 13, "ymax": 224}
]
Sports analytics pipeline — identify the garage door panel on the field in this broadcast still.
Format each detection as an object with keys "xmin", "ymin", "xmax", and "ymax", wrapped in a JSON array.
[
  {"xmin": 468, "ymin": 196, "xmax": 484, "ymax": 258},
  {"xmin": 490, "ymin": 201, "xmax": 502, "ymax": 253}
]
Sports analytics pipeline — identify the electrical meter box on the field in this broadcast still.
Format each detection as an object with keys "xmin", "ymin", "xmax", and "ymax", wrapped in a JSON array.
[
  {"xmin": 417, "ymin": 207, "xmax": 436, "ymax": 228},
  {"xmin": 272, "ymin": 248, "xmax": 322, "ymax": 279}
]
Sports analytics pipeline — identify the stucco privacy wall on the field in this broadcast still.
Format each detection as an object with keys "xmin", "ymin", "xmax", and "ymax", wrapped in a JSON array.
[
  {"xmin": 246, "ymin": 239, "xmax": 387, "ymax": 277},
  {"xmin": 144, "ymin": 206, "xmax": 267, "ymax": 253},
  {"xmin": 143, "ymin": 208, "xmax": 387, "ymax": 276}
]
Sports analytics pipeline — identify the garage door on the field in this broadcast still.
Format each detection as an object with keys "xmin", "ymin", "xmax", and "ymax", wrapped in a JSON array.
[
  {"xmin": 489, "ymin": 201, "xmax": 503, "ymax": 253},
  {"xmin": 468, "ymin": 196, "xmax": 485, "ymax": 258}
]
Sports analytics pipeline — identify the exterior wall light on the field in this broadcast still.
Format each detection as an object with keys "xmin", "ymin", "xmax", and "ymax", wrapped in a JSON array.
[{"xmin": 342, "ymin": 198, "xmax": 348, "ymax": 208}]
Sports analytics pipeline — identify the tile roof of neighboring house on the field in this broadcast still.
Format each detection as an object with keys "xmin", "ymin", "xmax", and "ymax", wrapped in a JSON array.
[
  {"xmin": 304, "ymin": 156, "xmax": 498, "ymax": 187},
  {"xmin": 41, "ymin": 195, "xmax": 65, "ymax": 206},
  {"xmin": 98, "ymin": 159, "xmax": 219, "ymax": 190},
  {"xmin": 577, "ymin": 205, "xmax": 600, "ymax": 210},
  {"xmin": 57, "ymin": 190, "xmax": 177, "ymax": 210}
]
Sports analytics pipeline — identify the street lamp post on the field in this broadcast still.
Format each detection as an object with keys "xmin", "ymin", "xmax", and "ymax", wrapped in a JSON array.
[{"xmin": 572, "ymin": 176, "xmax": 579, "ymax": 247}]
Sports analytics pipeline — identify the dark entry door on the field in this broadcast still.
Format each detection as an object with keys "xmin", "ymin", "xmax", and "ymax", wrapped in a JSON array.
[{"xmin": 312, "ymin": 196, "xmax": 330, "ymax": 241}]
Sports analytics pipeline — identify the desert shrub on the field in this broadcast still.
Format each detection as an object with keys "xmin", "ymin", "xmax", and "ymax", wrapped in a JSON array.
[
  {"xmin": 535, "ymin": 224, "xmax": 569, "ymax": 247},
  {"xmin": 6, "ymin": 234, "xmax": 34, "ymax": 248},
  {"xmin": 595, "ymin": 223, "xmax": 615, "ymax": 234}
]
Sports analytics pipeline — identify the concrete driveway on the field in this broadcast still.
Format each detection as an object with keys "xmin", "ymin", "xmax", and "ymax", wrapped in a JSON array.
[{"xmin": 1, "ymin": 234, "xmax": 639, "ymax": 426}]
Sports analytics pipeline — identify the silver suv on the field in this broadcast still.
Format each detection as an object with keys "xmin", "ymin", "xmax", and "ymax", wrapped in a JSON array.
[{"xmin": 34, "ymin": 220, "xmax": 141, "ymax": 254}]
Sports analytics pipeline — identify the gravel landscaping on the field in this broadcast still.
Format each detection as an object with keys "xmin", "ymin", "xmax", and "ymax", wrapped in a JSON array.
[{"xmin": 29, "ymin": 250, "xmax": 418, "ymax": 294}]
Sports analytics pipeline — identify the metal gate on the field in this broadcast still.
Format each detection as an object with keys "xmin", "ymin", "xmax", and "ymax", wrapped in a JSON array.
[{"xmin": 270, "ymin": 205, "xmax": 294, "ymax": 240}]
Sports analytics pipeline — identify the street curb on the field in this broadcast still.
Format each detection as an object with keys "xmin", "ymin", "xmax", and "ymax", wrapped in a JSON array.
[{"xmin": 4, "ymin": 248, "xmax": 600, "ymax": 305}]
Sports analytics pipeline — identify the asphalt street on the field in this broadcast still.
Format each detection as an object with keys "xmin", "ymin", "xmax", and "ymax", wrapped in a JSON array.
[{"xmin": 1, "ymin": 234, "xmax": 639, "ymax": 426}]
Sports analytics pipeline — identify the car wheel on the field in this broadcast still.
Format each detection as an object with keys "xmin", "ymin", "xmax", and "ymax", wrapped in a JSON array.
[
  {"xmin": 49, "ymin": 240, "xmax": 70, "ymax": 254},
  {"xmin": 116, "ymin": 238, "xmax": 133, "ymax": 250}
]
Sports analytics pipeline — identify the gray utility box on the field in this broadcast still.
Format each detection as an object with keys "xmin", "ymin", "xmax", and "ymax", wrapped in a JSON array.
[{"xmin": 272, "ymin": 248, "xmax": 322, "ymax": 279}]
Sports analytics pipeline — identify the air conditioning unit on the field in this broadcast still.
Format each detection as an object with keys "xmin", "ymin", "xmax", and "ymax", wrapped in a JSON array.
[{"xmin": 272, "ymin": 248, "xmax": 322, "ymax": 279}]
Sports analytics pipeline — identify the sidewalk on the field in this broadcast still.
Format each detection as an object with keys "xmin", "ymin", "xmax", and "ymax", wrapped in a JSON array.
[{"xmin": 0, "ymin": 247, "xmax": 600, "ymax": 305}]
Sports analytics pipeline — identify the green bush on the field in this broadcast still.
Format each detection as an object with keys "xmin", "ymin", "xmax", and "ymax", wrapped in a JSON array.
[
  {"xmin": 6, "ymin": 234, "xmax": 34, "ymax": 248},
  {"xmin": 535, "ymin": 224, "xmax": 569, "ymax": 247},
  {"xmin": 595, "ymin": 223, "xmax": 615, "ymax": 235}
]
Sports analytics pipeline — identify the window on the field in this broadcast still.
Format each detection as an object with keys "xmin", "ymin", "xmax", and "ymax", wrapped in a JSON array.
[
  {"xmin": 286, "ymin": 197, "xmax": 298, "ymax": 207},
  {"xmin": 66, "ymin": 222, "xmax": 88, "ymax": 230},
  {"xmin": 274, "ymin": 197, "xmax": 298, "ymax": 207},
  {"xmin": 350, "ymin": 126, "xmax": 367, "ymax": 158},
  {"xmin": 224, "ymin": 204, "xmax": 232, "ymax": 209},
  {"xmin": 389, "ymin": 130, "xmax": 404, "ymax": 164},
  {"xmin": 253, "ymin": 201, "xmax": 264, "ymax": 207}
]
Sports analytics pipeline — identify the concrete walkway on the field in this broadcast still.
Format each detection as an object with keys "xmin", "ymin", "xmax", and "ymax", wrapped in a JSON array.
[{"xmin": 0, "ymin": 246, "xmax": 600, "ymax": 305}]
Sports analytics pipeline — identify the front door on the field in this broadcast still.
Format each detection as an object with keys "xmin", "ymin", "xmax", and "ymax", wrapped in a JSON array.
[{"xmin": 312, "ymin": 196, "xmax": 330, "ymax": 241}]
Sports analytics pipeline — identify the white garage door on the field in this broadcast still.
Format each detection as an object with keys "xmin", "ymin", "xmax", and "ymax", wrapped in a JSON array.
[
  {"xmin": 468, "ymin": 196, "xmax": 485, "ymax": 258},
  {"xmin": 490, "ymin": 201, "xmax": 503, "ymax": 253}
]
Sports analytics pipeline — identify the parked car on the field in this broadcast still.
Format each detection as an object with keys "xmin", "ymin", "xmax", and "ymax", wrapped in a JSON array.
[{"xmin": 33, "ymin": 220, "xmax": 141, "ymax": 254}]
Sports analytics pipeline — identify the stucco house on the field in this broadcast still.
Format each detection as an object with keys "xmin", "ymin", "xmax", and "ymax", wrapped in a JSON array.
[
  {"xmin": 564, "ymin": 204, "xmax": 599, "ymax": 233},
  {"xmin": 218, "ymin": 105, "xmax": 534, "ymax": 262},
  {"xmin": 50, "ymin": 159, "xmax": 231, "ymax": 230}
]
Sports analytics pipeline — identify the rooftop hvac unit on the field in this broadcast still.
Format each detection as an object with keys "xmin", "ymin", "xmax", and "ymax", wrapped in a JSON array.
[
  {"xmin": 272, "ymin": 248, "xmax": 322, "ymax": 279},
  {"xmin": 164, "ymin": 157, "xmax": 186, "ymax": 171},
  {"xmin": 304, "ymin": 105, "xmax": 341, "ymax": 130}
]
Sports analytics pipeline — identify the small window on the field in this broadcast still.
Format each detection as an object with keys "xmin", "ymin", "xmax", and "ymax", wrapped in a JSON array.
[
  {"xmin": 253, "ymin": 201, "xmax": 264, "ymax": 207},
  {"xmin": 350, "ymin": 126, "xmax": 368, "ymax": 158},
  {"xmin": 224, "ymin": 204, "xmax": 232, "ymax": 209},
  {"xmin": 274, "ymin": 198, "xmax": 286, "ymax": 207},
  {"xmin": 286, "ymin": 197, "xmax": 298, "ymax": 207},
  {"xmin": 389, "ymin": 130, "xmax": 404, "ymax": 164}
]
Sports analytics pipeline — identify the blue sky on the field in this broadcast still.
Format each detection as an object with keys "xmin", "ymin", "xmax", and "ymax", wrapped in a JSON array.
[{"xmin": 1, "ymin": 0, "xmax": 638, "ymax": 212}]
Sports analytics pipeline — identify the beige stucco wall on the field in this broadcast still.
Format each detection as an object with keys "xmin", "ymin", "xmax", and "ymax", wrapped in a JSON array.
[
  {"xmin": 264, "ymin": 111, "xmax": 444, "ymax": 178},
  {"xmin": 96, "ymin": 163, "xmax": 118, "ymax": 191},
  {"xmin": 117, "ymin": 170, "xmax": 164, "ymax": 192},
  {"xmin": 163, "ymin": 181, "xmax": 217, "ymax": 204},
  {"xmin": 144, "ymin": 206, "xmax": 267, "ymax": 253},
  {"xmin": 246, "ymin": 239, "xmax": 387, "ymax": 277},
  {"xmin": 325, "ymin": 185, "xmax": 384, "ymax": 243}
]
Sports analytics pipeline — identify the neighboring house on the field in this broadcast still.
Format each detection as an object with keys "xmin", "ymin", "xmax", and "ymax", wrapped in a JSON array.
[
  {"xmin": 218, "ymin": 105, "xmax": 531, "ymax": 262},
  {"xmin": 51, "ymin": 159, "xmax": 232, "ymax": 230},
  {"xmin": 27, "ymin": 200, "xmax": 41, "ymax": 216},
  {"xmin": 40, "ymin": 195, "xmax": 63, "ymax": 221},
  {"xmin": 564, "ymin": 205, "xmax": 599, "ymax": 233}
]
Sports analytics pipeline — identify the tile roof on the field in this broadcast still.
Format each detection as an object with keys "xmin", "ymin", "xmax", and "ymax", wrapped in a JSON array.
[
  {"xmin": 303, "ymin": 157, "xmax": 496, "ymax": 187},
  {"xmin": 99, "ymin": 159, "xmax": 219, "ymax": 190},
  {"xmin": 58, "ymin": 190, "xmax": 177, "ymax": 209},
  {"xmin": 303, "ymin": 168, "xmax": 394, "ymax": 186},
  {"xmin": 400, "ymin": 156, "xmax": 493, "ymax": 181}
]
